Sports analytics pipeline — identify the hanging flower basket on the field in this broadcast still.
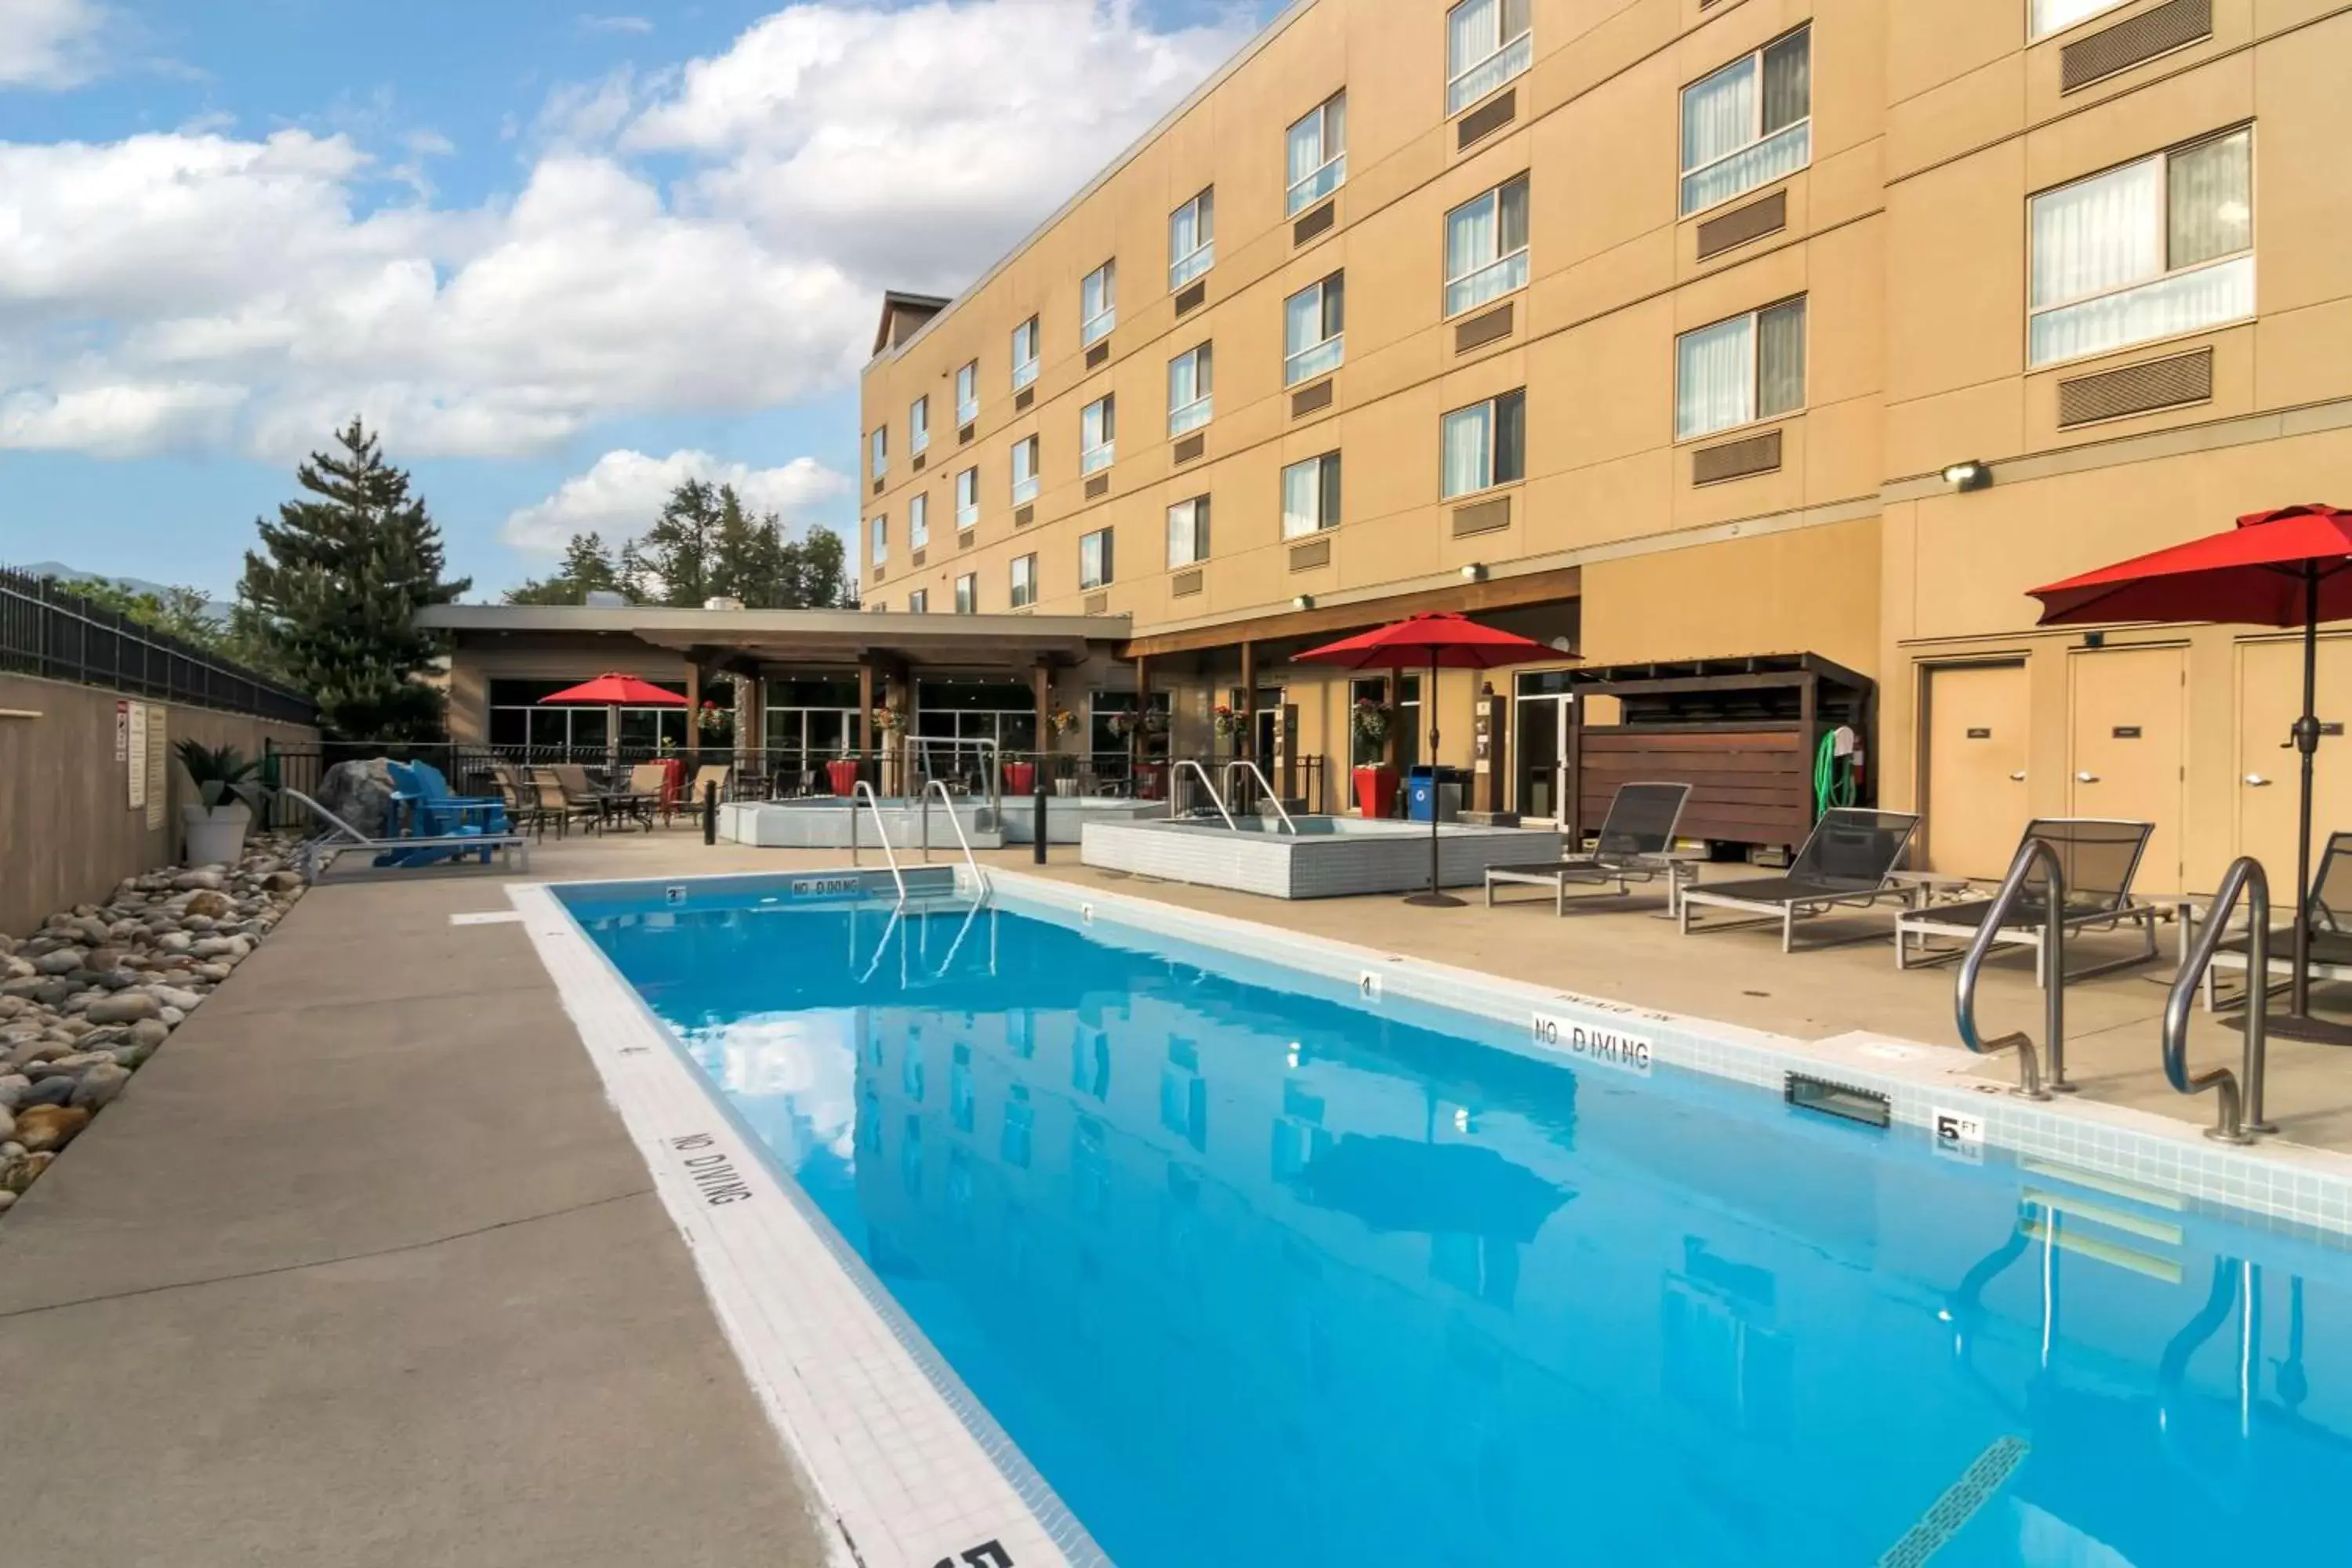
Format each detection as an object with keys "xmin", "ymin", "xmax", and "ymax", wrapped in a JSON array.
[
  {"xmin": 1352, "ymin": 699, "xmax": 1393, "ymax": 742},
  {"xmin": 1105, "ymin": 710, "xmax": 1135, "ymax": 741},
  {"xmin": 1211, "ymin": 703, "xmax": 1238, "ymax": 739}
]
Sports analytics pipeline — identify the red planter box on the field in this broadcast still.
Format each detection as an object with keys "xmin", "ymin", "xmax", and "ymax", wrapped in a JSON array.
[
  {"xmin": 1004, "ymin": 761, "xmax": 1037, "ymax": 795},
  {"xmin": 826, "ymin": 758, "xmax": 861, "ymax": 796},
  {"xmin": 1353, "ymin": 764, "xmax": 1399, "ymax": 818}
]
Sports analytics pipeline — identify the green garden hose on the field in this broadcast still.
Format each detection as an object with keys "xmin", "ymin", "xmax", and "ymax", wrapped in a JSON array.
[{"xmin": 1815, "ymin": 729, "xmax": 1858, "ymax": 815}]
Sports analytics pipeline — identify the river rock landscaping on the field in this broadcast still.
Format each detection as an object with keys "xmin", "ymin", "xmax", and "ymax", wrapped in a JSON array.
[{"xmin": 0, "ymin": 838, "xmax": 304, "ymax": 1216}]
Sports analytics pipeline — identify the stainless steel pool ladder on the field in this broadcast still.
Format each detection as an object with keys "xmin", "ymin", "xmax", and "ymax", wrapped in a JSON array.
[
  {"xmin": 917, "ymin": 777, "xmax": 991, "ymax": 899},
  {"xmin": 2162, "ymin": 855, "xmax": 2271, "ymax": 1143},
  {"xmin": 1955, "ymin": 837, "xmax": 2068, "ymax": 1099},
  {"xmin": 845, "ymin": 780, "xmax": 909, "ymax": 903},
  {"xmin": 1169, "ymin": 759, "xmax": 1238, "ymax": 830},
  {"xmin": 1222, "ymin": 759, "xmax": 1298, "ymax": 833}
]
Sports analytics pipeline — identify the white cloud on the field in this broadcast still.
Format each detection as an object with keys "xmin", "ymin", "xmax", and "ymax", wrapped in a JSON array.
[
  {"xmin": 0, "ymin": 380, "xmax": 245, "ymax": 455},
  {"xmin": 0, "ymin": 1, "xmax": 1249, "ymax": 460},
  {"xmin": 0, "ymin": 0, "xmax": 108, "ymax": 89},
  {"xmin": 579, "ymin": 13, "xmax": 654, "ymax": 32},
  {"xmin": 502, "ymin": 447, "xmax": 851, "ymax": 554}
]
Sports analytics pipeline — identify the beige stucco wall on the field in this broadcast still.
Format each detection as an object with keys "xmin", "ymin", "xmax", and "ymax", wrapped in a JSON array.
[{"xmin": 0, "ymin": 673, "xmax": 318, "ymax": 936}]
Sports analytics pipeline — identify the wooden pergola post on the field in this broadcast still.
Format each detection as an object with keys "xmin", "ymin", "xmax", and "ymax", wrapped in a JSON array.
[
  {"xmin": 1239, "ymin": 639, "xmax": 1257, "ymax": 760},
  {"xmin": 1134, "ymin": 653, "xmax": 1152, "ymax": 797},
  {"xmin": 857, "ymin": 657, "xmax": 876, "ymax": 785},
  {"xmin": 1033, "ymin": 658, "xmax": 1053, "ymax": 771}
]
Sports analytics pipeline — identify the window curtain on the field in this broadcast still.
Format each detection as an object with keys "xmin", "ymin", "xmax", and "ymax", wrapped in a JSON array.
[
  {"xmin": 1286, "ymin": 285, "xmax": 1323, "ymax": 357},
  {"xmin": 1676, "ymin": 315, "xmax": 1752, "ymax": 439},
  {"xmin": 2031, "ymin": 0, "xmax": 2121, "ymax": 38},
  {"xmin": 1446, "ymin": 193, "xmax": 1497, "ymax": 281},
  {"xmin": 1757, "ymin": 299, "xmax": 1806, "ymax": 418},
  {"xmin": 2031, "ymin": 157, "xmax": 2161, "ymax": 309},
  {"xmin": 2169, "ymin": 129, "xmax": 2251, "ymax": 268},
  {"xmin": 1761, "ymin": 31, "xmax": 1809, "ymax": 133},
  {"xmin": 1281, "ymin": 461, "xmax": 1319, "ymax": 537},
  {"xmin": 1448, "ymin": 0, "xmax": 1495, "ymax": 81},
  {"xmin": 1170, "ymin": 201, "xmax": 1203, "ymax": 263},
  {"xmin": 1681, "ymin": 56, "xmax": 1755, "ymax": 175},
  {"xmin": 1494, "ymin": 390, "xmax": 1525, "ymax": 482},
  {"xmin": 1287, "ymin": 114, "xmax": 1322, "ymax": 188},
  {"xmin": 909, "ymin": 495, "xmax": 928, "ymax": 549},
  {"xmin": 1442, "ymin": 405, "xmax": 1491, "ymax": 498},
  {"xmin": 1167, "ymin": 503, "xmax": 1196, "ymax": 567},
  {"xmin": 872, "ymin": 517, "xmax": 887, "ymax": 559}
]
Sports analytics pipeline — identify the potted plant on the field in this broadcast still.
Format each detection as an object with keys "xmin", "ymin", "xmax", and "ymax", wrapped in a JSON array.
[
  {"xmin": 1351, "ymin": 699, "xmax": 1399, "ymax": 818},
  {"xmin": 1211, "ymin": 702, "xmax": 1239, "ymax": 742},
  {"xmin": 174, "ymin": 739, "xmax": 271, "ymax": 864}
]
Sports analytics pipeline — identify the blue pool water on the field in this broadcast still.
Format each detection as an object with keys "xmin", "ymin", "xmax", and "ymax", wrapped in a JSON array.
[{"xmin": 572, "ymin": 886, "xmax": 2352, "ymax": 1567}]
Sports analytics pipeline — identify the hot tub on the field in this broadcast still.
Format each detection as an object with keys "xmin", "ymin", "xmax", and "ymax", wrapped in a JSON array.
[
  {"xmin": 1080, "ymin": 814, "xmax": 1566, "ymax": 898},
  {"xmin": 720, "ymin": 794, "xmax": 1162, "ymax": 850}
]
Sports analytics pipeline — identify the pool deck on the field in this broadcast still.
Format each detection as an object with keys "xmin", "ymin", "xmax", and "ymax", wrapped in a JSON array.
[{"xmin": 5, "ymin": 826, "xmax": 2350, "ymax": 1564}]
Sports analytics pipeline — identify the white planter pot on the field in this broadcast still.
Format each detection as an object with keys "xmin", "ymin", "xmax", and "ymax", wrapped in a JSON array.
[{"xmin": 183, "ymin": 802, "xmax": 252, "ymax": 866}]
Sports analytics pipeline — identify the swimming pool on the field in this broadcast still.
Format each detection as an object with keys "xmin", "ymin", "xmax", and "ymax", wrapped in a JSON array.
[{"xmin": 540, "ymin": 872, "xmax": 2352, "ymax": 1568}]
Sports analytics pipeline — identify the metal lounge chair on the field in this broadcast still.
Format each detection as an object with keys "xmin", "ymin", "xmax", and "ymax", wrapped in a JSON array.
[
  {"xmin": 1895, "ymin": 818, "xmax": 2158, "ymax": 984},
  {"xmin": 2206, "ymin": 829, "xmax": 2352, "ymax": 1009},
  {"xmin": 286, "ymin": 789, "xmax": 530, "ymax": 878},
  {"xmin": 1677, "ymin": 807, "xmax": 1922, "ymax": 952},
  {"xmin": 1484, "ymin": 781, "xmax": 1694, "ymax": 915}
]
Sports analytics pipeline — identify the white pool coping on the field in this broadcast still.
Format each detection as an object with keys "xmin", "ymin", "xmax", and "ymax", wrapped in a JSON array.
[{"xmin": 511, "ymin": 862, "xmax": 2352, "ymax": 1568}]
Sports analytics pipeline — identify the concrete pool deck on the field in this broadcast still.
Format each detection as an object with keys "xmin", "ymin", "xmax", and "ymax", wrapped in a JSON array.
[{"xmin": 6, "ymin": 826, "xmax": 2351, "ymax": 1563}]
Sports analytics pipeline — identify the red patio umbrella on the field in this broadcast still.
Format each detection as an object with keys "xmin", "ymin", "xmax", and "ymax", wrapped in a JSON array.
[
  {"xmin": 538, "ymin": 673, "xmax": 691, "ymax": 771},
  {"xmin": 1296, "ymin": 612, "xmax": 1552, "ymax": 906},
  {"xmin": 2030, "ymin": 503, "xmax": 2352, "ymax": 1044}
]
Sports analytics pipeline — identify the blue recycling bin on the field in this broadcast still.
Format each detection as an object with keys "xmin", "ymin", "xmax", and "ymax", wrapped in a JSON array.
[{"xmin": 1406, "ymin": 765, "xmax": 1464, "ymax": 822}]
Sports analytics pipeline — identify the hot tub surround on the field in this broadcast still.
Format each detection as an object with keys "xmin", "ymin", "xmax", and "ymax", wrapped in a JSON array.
[
  {"xmin": 1080, "ymin": 815, "xmax": 1566, "ymax": 898},
  {"xmin": 720, "ymin": 795, "xmax": 1164, "ymax": 850}
]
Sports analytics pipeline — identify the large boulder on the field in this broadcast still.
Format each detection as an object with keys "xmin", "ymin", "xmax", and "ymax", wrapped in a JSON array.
[{"xmin": 316, "ymin": 758, "xmax": 397, "ymax": 835}]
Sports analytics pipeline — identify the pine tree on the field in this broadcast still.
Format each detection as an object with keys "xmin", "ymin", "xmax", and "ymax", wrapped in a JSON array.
[
  {"xmin": 624, "ymin": 478, "xmax": 723, "ymax": 607},
  {"xmin": 506, "ymin": 532, "xmax": 626, "ymax": 604},
  {"xmin": 233, "ymin": 418, "xmax": 470, "ymax": 740}
]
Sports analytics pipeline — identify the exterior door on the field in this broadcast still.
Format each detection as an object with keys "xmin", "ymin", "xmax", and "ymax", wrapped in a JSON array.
[
  {"xmin": 2237, "ymin": 635, "xmax": 2352, "ymax": 889},
  {"xmin": 2069, "ymin": 645, "xmax": 2187, "ymax": 894},
  {"xmin": 1515, "ymin": 695, "xmax": 1568, "ymax": 822},
  {"xmin": 1922, "ymin": 662, "xmax": 2030, "ymax": 877}
]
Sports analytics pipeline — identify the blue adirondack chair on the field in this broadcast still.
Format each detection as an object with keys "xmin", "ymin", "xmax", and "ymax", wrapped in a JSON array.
[{"xmin": 380, "ymin": 760, "xmax": 510, "ymax": 866}]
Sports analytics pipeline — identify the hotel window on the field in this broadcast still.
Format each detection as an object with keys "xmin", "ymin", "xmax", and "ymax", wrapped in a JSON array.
[
  {"xmin": 870, "ymin": 513, "xmax": 888, "ymax": 562},
  {"xmin": 1011, "ymin": 436, "xmax": 1040, "ymax": 504},
  {"xmin": 1081, "ymin": 394, "xmax": 1116, "ymax": 474},
  {"xmin": 1280, "ymin": 452, "xmax": 1341, "ymax": 538},
  {"xmin": 956, "ymin": 466, "xmax": 980, "ymax": 531},
  {"xmin": 2028, "ymin": 128, "xmax": 2253, "ymax": 369},
  {"xmin": 1446, "ymin": 0, "xmax": 1530, "ymax": 116},
  {"xmin": 955, "ymin": 572, "xmax": 977, "ymax": 615},
  {"xmin": 1011, "ymin": 316, "xmax": 1040, "ymax": 390},
  {"xmin": 908, "ymin": 588, "xmax": 929, "ymax": 614},
  {"xmin": 908, "ymin": 492, "xmax": 929, "ymax": 550},
  {"xmin": 1169, "ymin": 189, "xmax": 1214, "ymax": 290},
  {"xmin": 1167, "ymin": 495, "xmax": 1210, "ymax": 567},
  {"xmin": 1080, "ymin": 526, "xmax": 1115, "ymax": 590},
  {"xmin": 1011, "ymin": 553, "xmax": 1037, "ymax": 608},
  {"xmin": 1676, "ymin": 296, "xmax": 1806, "ymax": 440},
  {"xmin": 1168, "ymin": 343, "xmax": 1212, "ymax": 436},
  {"xmin": 1081, "ymin": 260, "xmax": 1116, "ymax": 346},
  {"xmin": 869, "ymin": 426, "xmax": 887, "ymax": 481},
  {"xmin": 1441, "ymin": 389, "xmax": 1525, "ymax": 499},
  {"xmin": 1287, "ymin": 91, "xmax": 1347, "ymax": 216},
  {"xmin": 1680, "ymin": 26, "xmax": 1810, "ymax": 216},
  {"xmin": 955, "ymin": 360, "xmax": 979, "ymax": 426},
  {"xmin": 909, "ymin": 395, "xmax": 929, "ymax": 455},
  {"xmin": 2031, "ymin": 0, "xmax": 2129, "ymax": 39},
  {"xmin": 1445, "ymin": 174, "xmax": 1529, "ymax": 318},
  {"xmin": 1283, "ymin": 273, "xmax": 1345, "ymax": 386}
]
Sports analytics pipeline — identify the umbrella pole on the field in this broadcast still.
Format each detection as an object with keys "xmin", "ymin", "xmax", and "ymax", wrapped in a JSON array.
[
  {"xmin": 2267, "ymin": 564, "xmax": 2352, "ymax": 1044},
  {"xmin": 1406, "ymin": 652, "xmax": 1464, "ymax": 908}
]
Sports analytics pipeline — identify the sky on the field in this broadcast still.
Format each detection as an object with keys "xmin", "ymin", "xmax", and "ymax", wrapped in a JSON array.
[{"xmin": 0, "ymin": 0, "xmax": 1261, "ymax": 598}]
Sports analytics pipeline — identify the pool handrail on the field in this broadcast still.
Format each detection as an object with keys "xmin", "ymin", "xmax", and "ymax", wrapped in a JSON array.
[
  {"xmin": 1955, "ymin": 835, "xmax": 2066, "ymax": 1099},
  {"xmin": 917, "ymin": 777, "xmax": 991, "ymax": 898},
  {"xmin": 1222, "ymin": 759, "xmax": 1298, "ymax": 834},
  {"xmin": 846, "ymin": 779, "xmax": 909, "ymax": 903},
  {"xmin": 909, "ymin": 734, "xmax": 1003, "ymax": 828},
  {"xmin": 2162, "ymin": 854, "xmax": 2269, "ymax": 1143},
  {"xmin": 1169, "ymin": 759, "xmax": 1238, "ymax": 831}
]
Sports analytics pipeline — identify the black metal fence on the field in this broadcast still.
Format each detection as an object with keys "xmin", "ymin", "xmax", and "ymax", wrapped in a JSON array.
[{"xmin": 0, "ymin": 564, "xmax": 314, "ymax": 726}]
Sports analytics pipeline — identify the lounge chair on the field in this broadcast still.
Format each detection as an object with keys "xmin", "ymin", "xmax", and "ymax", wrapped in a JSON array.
[
  {"xmin": 390, "ymin": 760, "xmax": 513, "ymax": 837},
  {"xmin": 1677, "ymin": 808, "xmax": 1922, "ymax": 952},
  {"xmin": 1895, "ymin": 818, "xmax": 2158, "ymax": 984},
  {"xmin": 2206, "ymin": 830, "xmax": 2352, "ymax": 1009},
  {"xmin": 287, "ymin": 789, "xmax": 529, "ymax": 878},
  {"xmin": 1485, "ymin": 782, "xmax": 1693, "ymax": 915}
]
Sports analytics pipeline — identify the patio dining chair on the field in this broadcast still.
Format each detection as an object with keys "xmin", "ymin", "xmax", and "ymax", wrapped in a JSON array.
[{"xmin": 528, "ymin": 766, "xmax": 605, "ymax": 837}]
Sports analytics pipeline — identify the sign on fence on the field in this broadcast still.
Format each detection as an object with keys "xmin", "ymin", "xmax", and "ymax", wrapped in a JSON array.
[
  {"xmin": 115, "ymin": 699, "xmax": 129, "ymax": 762},
  {"xmin": 127, "ymin": 702, "xmax": 147, "ymax": 810},
  {"xmin": 146, "ymin": 705, "xmax": 168, "ymax": 829}
]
